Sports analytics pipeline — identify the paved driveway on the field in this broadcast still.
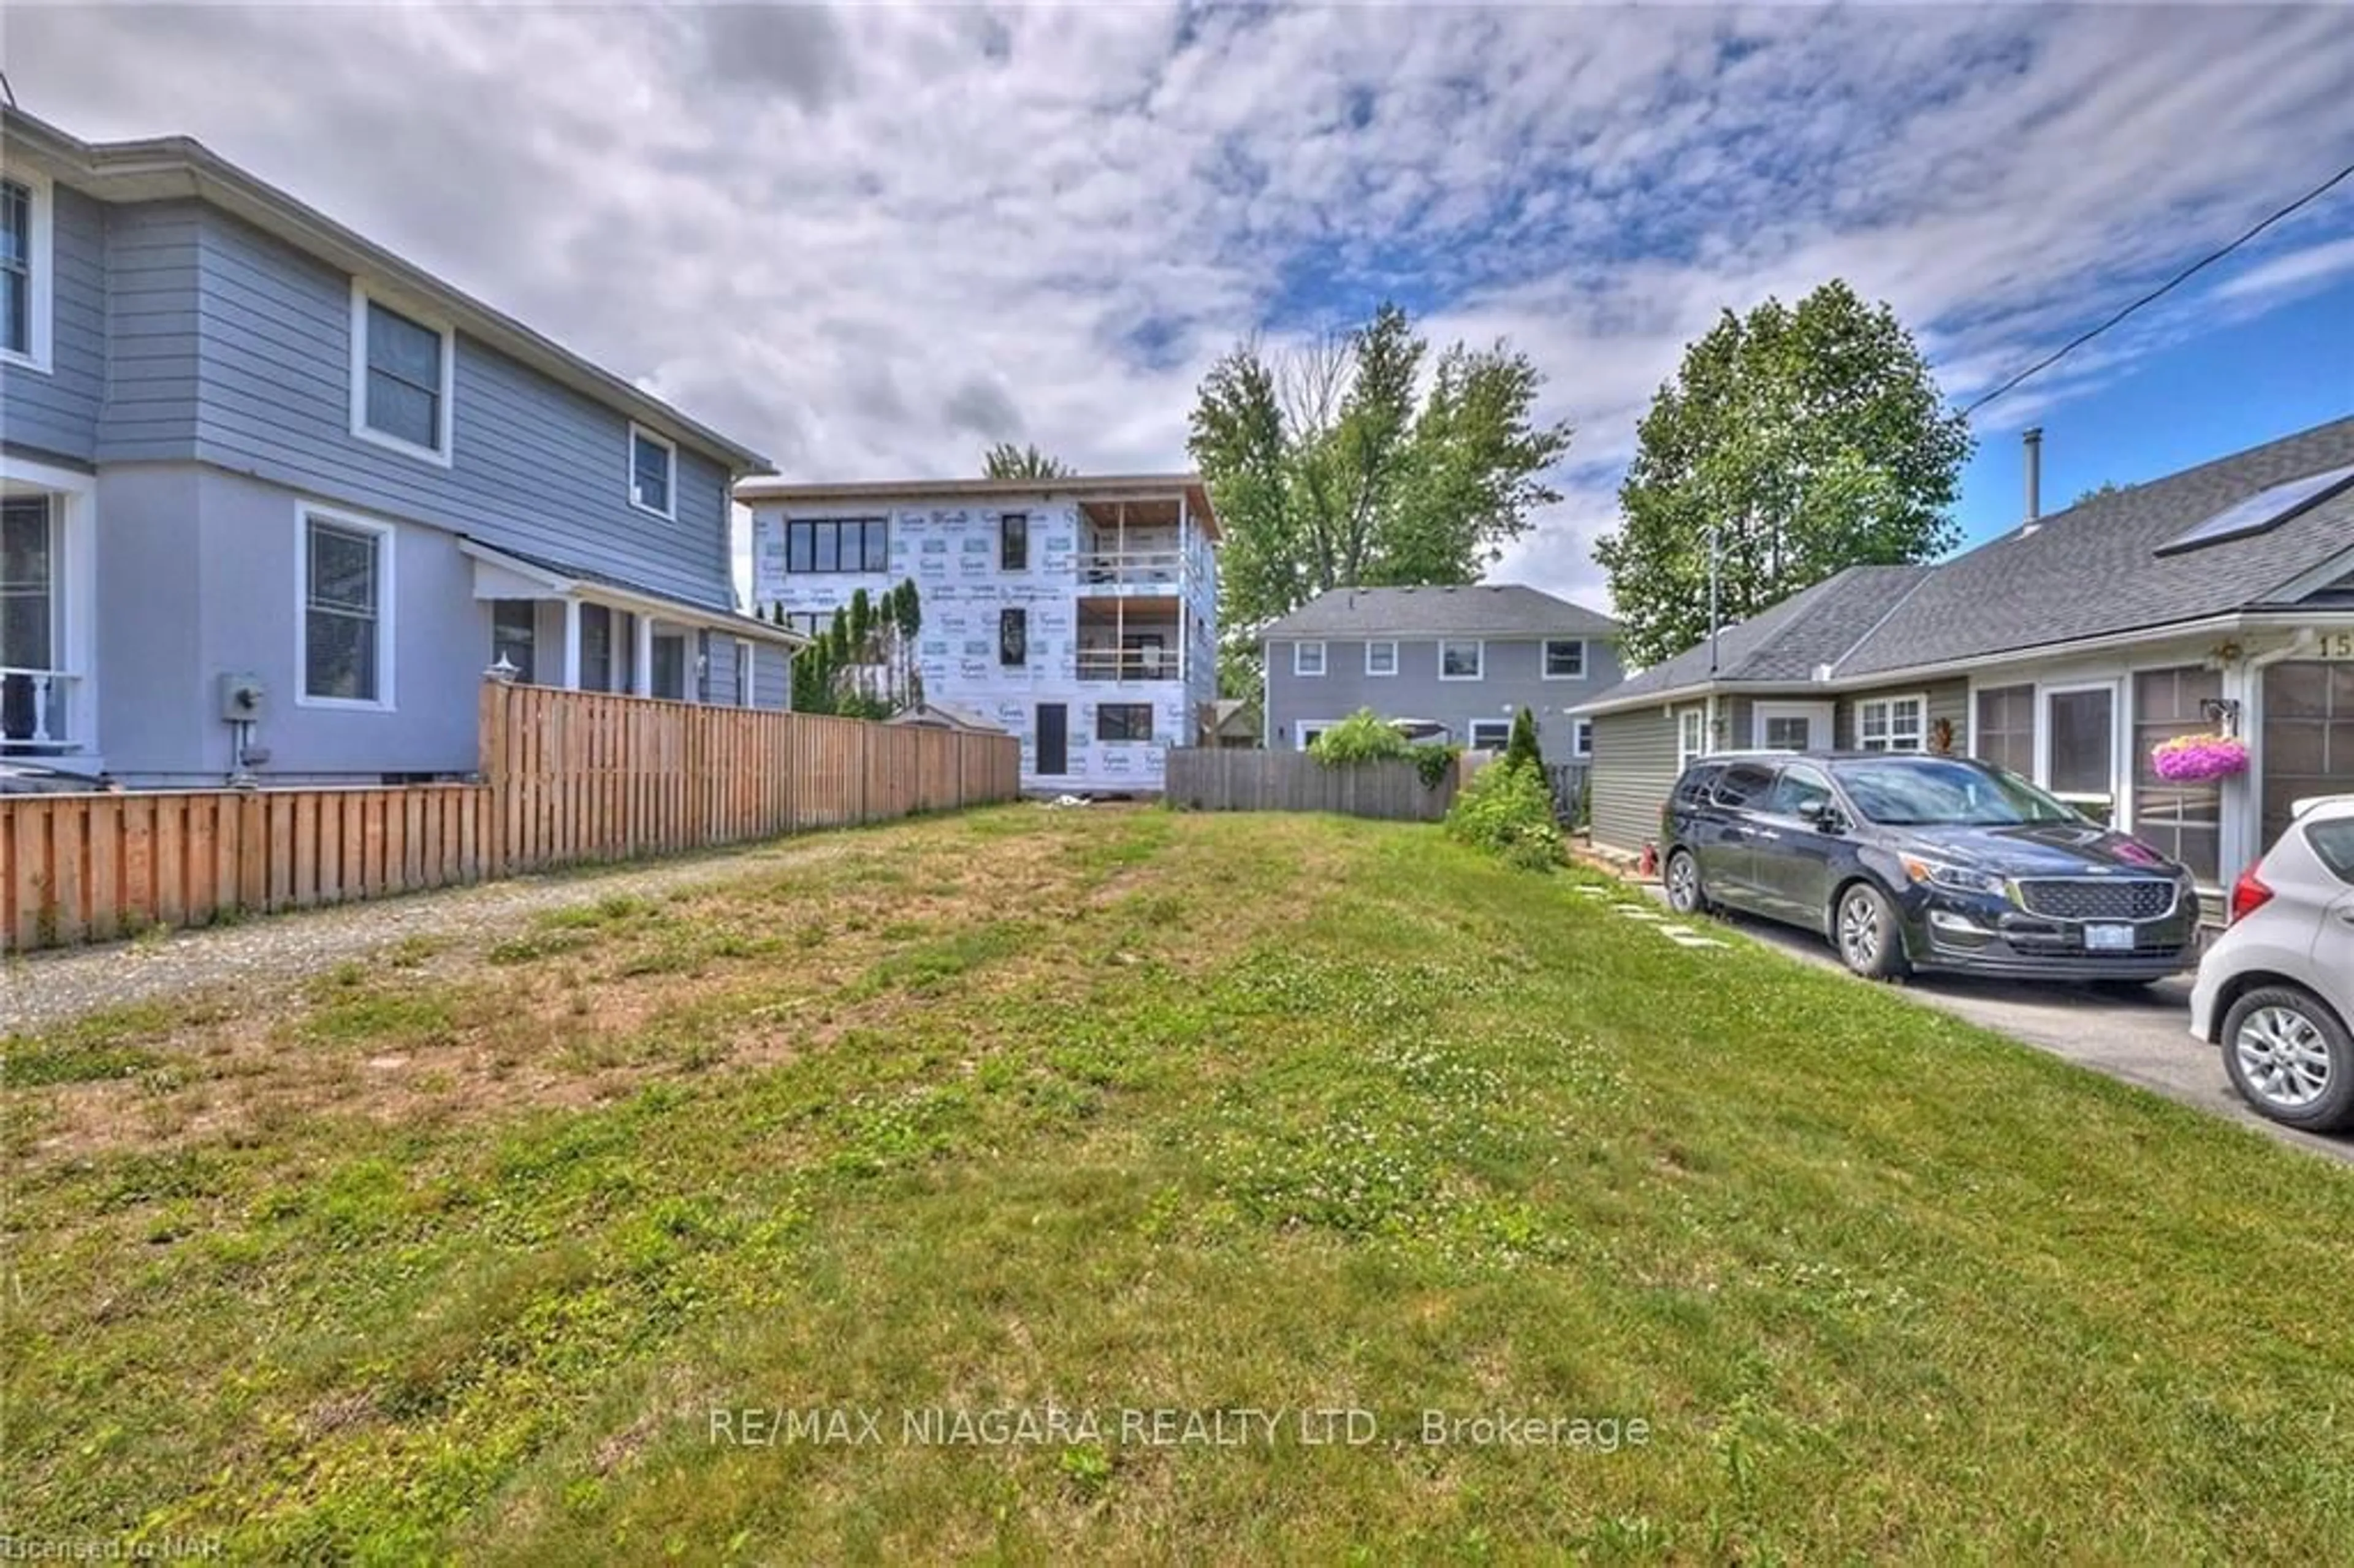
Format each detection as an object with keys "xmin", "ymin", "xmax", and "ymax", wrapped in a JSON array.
[{"xmin": 1643, "ymin": 887, "xmax": 2354, "ymax": 1166}]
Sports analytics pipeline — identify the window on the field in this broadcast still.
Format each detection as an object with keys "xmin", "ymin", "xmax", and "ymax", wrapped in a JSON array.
[
  {"xmin": 782, "ymin": 518, "xmax": 889, "ymax": 574},
  {"xmin": 1, "ymin": 173, "xmax": 51, "ymax": 370},
  {"xmin": 1572, "ymin": 718, "xmax": 1593, "ymax": 757},
  {"xmin": 1365, "ymin": 640, "xmax": 1398, "ymax": 676},
  {"xmin": 999, "ymin": 607, "xmax": 1027, "ymax": 667},
  {"xmin": 2131, "ymin": 666, "xmax": 2222, "ymax": 883},
  {"xmin": 1439, "ymin": 639, "xmax": 1484, "ymax": 680},
  {"xmin": 350, "ymin": 284, "xmax": 452, "ymax": 463},
  {"xmin": 2046, "ymin": 687, "xmax": 2116, "ymax": 807},
  {"xmin": 734, "ymin": 639, "xmax": 755, "ymax": 707},
  {"xmin": 490, "ymin": 600, "xmax": 536, "ymax": 684},
  {"xmin": 1855, "ymin": 694, "xmax": 1925, "ymax": 753},
  {"xmin": 1467, "ymin": 718, "xmax": 1512, "ymax": 751},
  {"xmin": 1000, "ymin": 513, "xmax": 1029, "ymax": 572},
  {"xmin": 1677, "ymin": 707, "xmax": 1707, "ymax": 770},
  {"xmin": 1974, "ymin": 684, "xmax": 2035, "ymax": 775},
  {"xmin": 301, "ymin": 512, "xmax": 391, "ymax": 706},
  {"xmin": 1293, "ymin": 641, "xmax": 1326, "ymax": 677},
  {"xmin": 1762, "ymin": 715, "xmax": 1811, "ymax": 752},
  {"xmin": 780, "ymin": 611, "xmax": 830, "ymax": 638},
  {"xmin": 1, "ymin": 497, "xmax": 53, "ymax": 674},
  {"xmin": 1543, "ymin": 639, "xmax": 1586, "ymax": 679},
  {"xmin": 1765, "ymin": 763, "xmax": 1834, "ymax": 819},
  {"xmin": 1097, "ymin": 703, "xmax": 1153, "ymax": 742},
  {"xmin": 1712, "ymin": 761, "xmax": 1777, "ymax": 809},
  {"xmin": 652, "ymin": 633, "xmax": 687, "ymax": 701},
  {"xmin": 1297, "ymin": 723, "xmax": 1328, "ymax": 751},
  {"xmin": 629, "ymin": 425, "xmax": 676, "ymax": 519},
  {"xmin": 579, "ymin": 604, "xmax": 638, "ymax": 694}
]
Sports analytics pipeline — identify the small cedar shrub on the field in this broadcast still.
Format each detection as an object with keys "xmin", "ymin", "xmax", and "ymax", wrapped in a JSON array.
[
  {"xmin": 1503, "ymin": 706, "xmax": 1542, "ymax": 772},
  {"xmin": 1443, "ymin": 758, "xmax": 1562, "ymax": 871}
]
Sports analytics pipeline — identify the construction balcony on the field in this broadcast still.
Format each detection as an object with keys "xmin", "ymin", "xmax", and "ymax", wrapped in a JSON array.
[
  {"xmin": 1075, "ymin": 597, "xmax": 1182, "ymax": 683},
  {"xmin": 1075, "ymin": 495, "xmax": 1197, "ymax": 593}
]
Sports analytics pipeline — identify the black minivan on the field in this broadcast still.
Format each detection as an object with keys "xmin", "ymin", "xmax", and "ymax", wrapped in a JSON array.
[{"xmin": 1659, "ymin": 752, "xmax": 2200, "ymax": 982}]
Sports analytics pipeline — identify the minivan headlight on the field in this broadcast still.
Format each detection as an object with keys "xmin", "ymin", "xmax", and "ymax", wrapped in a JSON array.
[{"xmin": 1899, "ymin": 855, "xmax": 2007, "ymax": 897}]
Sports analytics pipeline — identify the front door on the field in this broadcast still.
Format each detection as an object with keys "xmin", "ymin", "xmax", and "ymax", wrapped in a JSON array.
[{"xmin": 1036, "ymin": 703, "xmax": 1068, "ymax": 777}]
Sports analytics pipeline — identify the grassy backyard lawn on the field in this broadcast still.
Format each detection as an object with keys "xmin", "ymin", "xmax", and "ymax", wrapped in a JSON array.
[{"xmin": 6, "ymin": 805, "xmax": 2353, "ymax": 1561}]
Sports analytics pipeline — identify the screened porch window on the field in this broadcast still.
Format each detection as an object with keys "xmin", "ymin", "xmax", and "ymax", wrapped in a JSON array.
[{"xmin": 2131, "ymin": 666, "xmax": 2222, "ymax": 884}]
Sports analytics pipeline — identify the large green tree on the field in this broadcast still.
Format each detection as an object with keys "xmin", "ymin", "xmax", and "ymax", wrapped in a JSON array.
[
  {"xmin": 1189, "ymin": 303, "xmax": 1575, "ymax": 698},
  {"xmin": 981, "ymin": 442, "xmax": 1073, "ymax": 481},
  {"xmin": 1594, "ymin": 280, "xmax": 1973, "ymax": 668}
]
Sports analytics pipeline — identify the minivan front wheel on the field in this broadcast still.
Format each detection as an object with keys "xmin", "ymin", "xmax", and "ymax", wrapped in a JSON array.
[
  {"xmin": 1664, "ymin": 849, "xmax": 1708, "ymax": 916},
  {"xmin": 1834, "ymin": 883, "xmax": 1908, "ymax": 981},
  {"xmin": 2222, "ymin": 986, "xmax": 2354, "ymax": 1132}
]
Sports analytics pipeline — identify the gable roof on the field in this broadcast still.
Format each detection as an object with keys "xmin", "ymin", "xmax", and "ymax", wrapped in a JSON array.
[
  {"xmin": 0, "ymin": 106, "xmax": 771, "ymax": 476},
  {"xmin": 1260, "ymin": 584, "xmax": 1620, "ymax": 641},
  {"xmin": 1837, "ymin": 416, "xmax": 2354, "ymax": 676},
  {"xmin": 1575, "ymin": 414, "xmax": 2354, "ymax": 715}
]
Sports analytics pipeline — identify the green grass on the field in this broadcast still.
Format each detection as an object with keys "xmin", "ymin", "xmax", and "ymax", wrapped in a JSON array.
[{"xmin": 4, "ymin": 805, "xmax": 2352, "ymax": 1562}]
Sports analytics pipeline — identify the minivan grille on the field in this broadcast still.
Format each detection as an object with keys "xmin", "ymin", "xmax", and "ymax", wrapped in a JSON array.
[{"xmin": 2016, "ymin": 878, "xmax": 2174, "ymax": 922}]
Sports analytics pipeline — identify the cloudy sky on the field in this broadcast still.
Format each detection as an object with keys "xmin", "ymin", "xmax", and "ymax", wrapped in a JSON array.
[{"xmin": 8, "ymin": 3, "xmax": 2351, "ymax": 612}]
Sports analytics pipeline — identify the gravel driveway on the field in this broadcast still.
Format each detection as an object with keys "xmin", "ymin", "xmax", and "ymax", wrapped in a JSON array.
[{"xmin": 1, "ymin": 835, "xmax": 861, "ymax": 1037}]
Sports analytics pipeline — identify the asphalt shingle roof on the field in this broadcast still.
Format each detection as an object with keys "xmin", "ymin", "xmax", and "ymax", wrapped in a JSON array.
[
  {"xmin": 1838, "ymin": 416, "xmax": 2354, "ymax": 675},
  {"xmin": 1260, "ymin": 584, "xmax": 1620, "ymax": 641},
  {"xmin": 1577, "ymin": 415, "xmax": 2354, "ymax": 710}
]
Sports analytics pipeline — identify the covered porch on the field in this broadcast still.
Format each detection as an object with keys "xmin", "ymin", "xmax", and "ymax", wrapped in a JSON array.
[
  {"xmin": 461, "ymin": 539, "xmax": 800, "ymax": 707},
  {"xmin": 1075, "ymin": 594, "xmax": 1183, "ymax": 683},
  {"xmin": 2, "ymin": 455, "xmax": 97, "ymax": 766}
]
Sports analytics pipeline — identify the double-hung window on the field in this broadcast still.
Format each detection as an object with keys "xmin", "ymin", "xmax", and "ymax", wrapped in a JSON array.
[
  {"xmin": 1000, "ymin": 513, "xmax": 1029, "ymax": 571},
  {"xmin": 1467, "ymin": 718, "xmax": 1512, "ymax": 751},
  {"xmin": 1365, "ymin": 640, "xmax": 1398, "ymax": 676},
  {"xmin": 1543, "ymin": 639, "xmax": 1586, "ymax": 679},
  {"xmin": 1439, "ymin": 639, "xmax": 1484, "ymax": 680},
  {"xmin": 1293, "ymin": 641, "xmax": 1326, "ymax": 677},
  {"xmin": 1, "ymin": 173, "xmax": 51, "ymax": 370},
  {"xmin": 351, "ymin": 285, "xmax": 454, "ymax": 463},
  {"xmin": 1855, "ymin": 695, "xmax": 1926, "ymax": 753},
  {"xmin": 302, "ymin": 511, "xmax": 392, "ymax": 707},
  {"xmin": 630, "ymin": 424, "xmax": 676, "ymax": 519}
]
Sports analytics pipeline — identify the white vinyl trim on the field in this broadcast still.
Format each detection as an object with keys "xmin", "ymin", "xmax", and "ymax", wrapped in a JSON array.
[
  {"xmin": 0, "ymin": 167, "xmax": 55, "ymax": 373},
  {"xmin": 1293, "ymin": 641, "xmax": 1327, "ymax": 677},
  {"xmin": 1541, "ymin": 637, "xmax": 1587, "ymax": 680},
  {"xmin": 1438, "ymin": 638, "xmax": 1485, "ymax": 681},
  {"xmin": 348, "ymin": 279, "xmax": 456, "ymax": 468},
  {"xmin": 628, "ymin": 422, "xmax": 678, "ymax": 521},
  {"xmin": 294, "ymin": 500, "xmax": 398, "ymax": 712},
  {"xmin": 1365, "ymin": 639, "xmax": 1398, "ymax": 676}
]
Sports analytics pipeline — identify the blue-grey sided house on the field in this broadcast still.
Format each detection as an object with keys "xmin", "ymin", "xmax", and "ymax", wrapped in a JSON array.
[
  {"xmin": 0, "ymin": 108, "xmax": 802, "ymax": 787},
  {"xmin": 1259, "ymin": 584, "xmax": 1623, "ymax": 765},
  {"xmin": 1571, "ymin": 417, "xmax": 2354, "ymax": 899}
]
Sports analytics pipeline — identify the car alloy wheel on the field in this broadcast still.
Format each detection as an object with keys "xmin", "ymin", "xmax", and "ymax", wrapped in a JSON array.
[
  {"xmin": 1665, "ymin": 850, "xmax": 1702, "ymax": 915},
  {"xmin": 2232, "ymin": 1004, "xmax": 2334, "ymax": 1111},
  {"xmin": 1838, "ymin": 891, "xmax": 1880, "ymax": 968}
]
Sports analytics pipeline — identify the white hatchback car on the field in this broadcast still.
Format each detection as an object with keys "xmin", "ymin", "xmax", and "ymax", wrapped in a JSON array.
[{"xmin": 2190, "ymin": 795, "xmax": 2354, "ymax": 1133}]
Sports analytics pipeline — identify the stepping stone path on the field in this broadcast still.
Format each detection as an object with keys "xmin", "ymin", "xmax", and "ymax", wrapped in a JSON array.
[{"xmin": 1571, "ymin": 884, "xmax": 1729, "ymax": 951}]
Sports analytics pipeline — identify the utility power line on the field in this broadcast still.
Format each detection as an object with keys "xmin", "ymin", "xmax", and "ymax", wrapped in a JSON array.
[{"xmin": 1962, "ymin": 157, "xmax": 2354, "ymax": 418}]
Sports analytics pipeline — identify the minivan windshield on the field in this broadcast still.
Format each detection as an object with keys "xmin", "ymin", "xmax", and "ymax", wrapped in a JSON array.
[{"xmin": 1830, "ymin": 758, "xmax": 2082, "ymax": 828}]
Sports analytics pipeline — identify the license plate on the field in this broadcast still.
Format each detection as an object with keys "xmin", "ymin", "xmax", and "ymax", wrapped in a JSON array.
[{"xmin": 2085, "ymin": 924, "xmax": 2136, "ymax": 952}]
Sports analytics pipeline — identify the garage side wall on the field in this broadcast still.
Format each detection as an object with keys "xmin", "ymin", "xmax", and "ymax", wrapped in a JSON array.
[{"xmin": 1588, "ymin": 707, "xmax": 1679, "ymax": 854}]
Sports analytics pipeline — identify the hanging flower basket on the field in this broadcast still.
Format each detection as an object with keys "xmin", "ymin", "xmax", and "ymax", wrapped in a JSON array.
[{"xmin": 2150, "ymin": 733, "xmax": 2249, "ymax": 783}]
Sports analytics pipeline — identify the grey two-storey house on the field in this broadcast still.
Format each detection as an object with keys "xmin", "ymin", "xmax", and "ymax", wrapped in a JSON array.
[
  {"xmin": 0, "ymin": 108, "xmax": 801, "ymax": 787},
  {"xmin": 1260, "ymin": 584, "xmax": 1623, "ymax": 764}
]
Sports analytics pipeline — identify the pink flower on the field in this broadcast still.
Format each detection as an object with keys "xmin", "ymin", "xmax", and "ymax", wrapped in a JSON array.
[{"xmin": 2150, "ymin": 734, "xmax": 2249, "ymax": 783}]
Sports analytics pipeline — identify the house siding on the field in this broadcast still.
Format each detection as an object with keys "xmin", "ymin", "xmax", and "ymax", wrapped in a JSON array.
[
  {"xmin": 1835, "ymin": 677, "xmax": 1970, "ymax": 752},
  {"xmin": 1589, "ymin": 706, "xmax": 1680, "ymax": 854},
  {"xmin": 1265, "ymin": 634, "xmax": 1625, "ymax": 764},
  {"xmin": 0, "ymin": 181, "xmax": 110, "ymax": 463},
  {"xmin": 97, "ymin": 200, "xmax": 205, "ymax": 462}
]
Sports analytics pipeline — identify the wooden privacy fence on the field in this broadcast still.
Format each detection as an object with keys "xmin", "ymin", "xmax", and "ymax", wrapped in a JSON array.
[
  {"xmin": 1164, "ymin": 748, "xmax": 1475, "ymax": 822},
  {"xmin": 1, "ymin": 685, "xmax": 1021, "ymax": 951}
]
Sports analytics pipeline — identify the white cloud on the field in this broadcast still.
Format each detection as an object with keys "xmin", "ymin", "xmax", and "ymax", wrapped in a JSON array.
[{"xmin": 4, "ymin": 2, "xmax": 2347, "ymax": 614}]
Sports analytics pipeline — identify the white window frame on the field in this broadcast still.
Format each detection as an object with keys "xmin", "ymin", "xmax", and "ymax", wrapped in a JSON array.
[
  {"xmin": 1541, "ymin": 638, "xmax": 1586, "ymax": 680},
  {"xmin": 1296, "ymin": 721, "xmax": 1334, "ymax": 751},
  {"xmin": 1572, "ymin": 718, "xmax": 1593, "ymax": 758},
  {"xmin": 0, "ymin": 167, "xmax": 54, "ymax": 374},
  {"xmin": 1293, "ymin": 641, "xmax": 1327, "ymax": 677},
  {"xmin": 628, "ymin": 422, "xmax": 677, "ymax": 521},
  {"xmin": 734, "ymin": 639, "xmax": 755, "ymax": 707},
  {"xmin": 1438, "ymin": 638, "xmax": 1485, "ymax": 681},
  {"xmin": 1854, "ymin": 692, "xmax": 1927, "ymax": 753},
  {"xmin": 1364, "ymin": 639, "xmax": 1398, "ymax": 677},
  {"xmin": 1751, "ymin": 699, "xmax": 1835, "ymax": 752},
  {"xmin": 1466, "ymin": 718, "xmax": 1512, "ymax": 751},
  {"xmin": 2035, "ymin": 677, "xmax": 2127, "ymax": 821},
  {"xmin": 1676, "ymin": 706, "xmax": 1707, "ymax": 771},
  {"xmin": 348, "ymin": 280, "xmax": 455, "ymax": 468},
  {"xmin": 295, "ymin": 501, "xmax": 397, "ymax": 712}
]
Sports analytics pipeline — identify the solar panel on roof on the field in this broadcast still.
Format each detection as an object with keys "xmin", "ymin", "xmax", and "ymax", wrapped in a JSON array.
[{"xmin": 2154, "ymin": 463, "xmax": 2354, "ymax": 556}]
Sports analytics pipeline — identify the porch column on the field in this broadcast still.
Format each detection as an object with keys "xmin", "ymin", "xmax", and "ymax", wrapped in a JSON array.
[
  {"xmin": 561, "ymin": 598, "xmax": 582, "ymax": 690},
  {"xmin": 633, "ymin": 612, "xmax": 655, "ymax": 698}
]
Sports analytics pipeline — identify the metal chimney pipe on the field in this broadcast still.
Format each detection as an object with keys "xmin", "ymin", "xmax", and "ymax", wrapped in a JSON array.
[{"xmin": 2023, "ymin": 426, "xmax": 2043, "ymax": 522}]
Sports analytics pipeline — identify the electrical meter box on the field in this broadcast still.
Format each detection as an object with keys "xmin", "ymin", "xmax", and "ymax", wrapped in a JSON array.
[{"xmin": 218, "ymin": 672, "xmax": 267, "ymax": 723}]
